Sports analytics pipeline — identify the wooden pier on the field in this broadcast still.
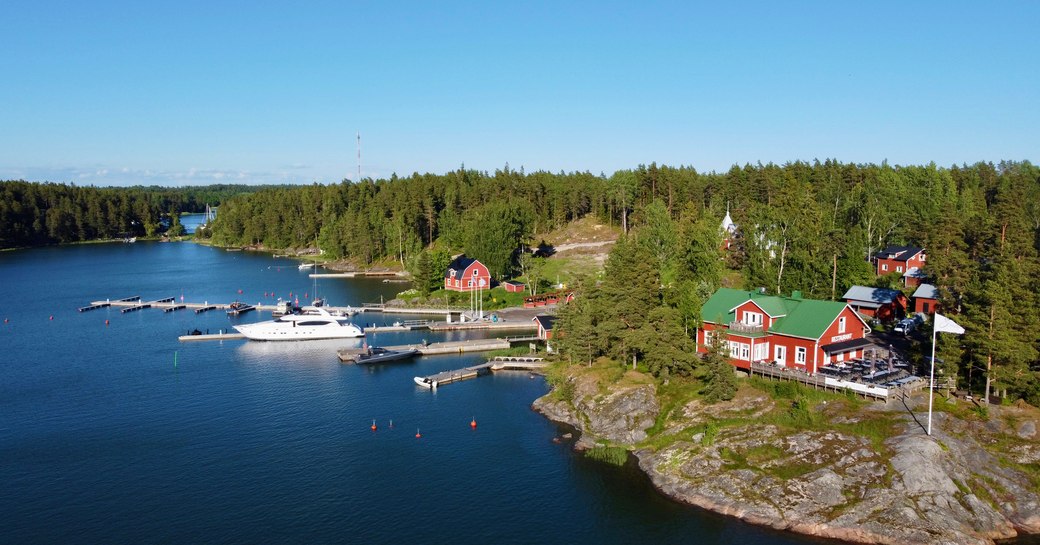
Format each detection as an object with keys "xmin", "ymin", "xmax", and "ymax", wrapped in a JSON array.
[
  {"xmin": 163, "ymin": 304, "xmax": 187, "ymax": 313},
  {"xmin": 413, "ymin": 356, "xmax": 547, "ymax": 389}
]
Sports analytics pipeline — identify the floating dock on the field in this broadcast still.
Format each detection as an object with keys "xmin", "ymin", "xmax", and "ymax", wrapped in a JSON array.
[
  {"xmin": 178, "ymin": 332, "xmax": 246, "ymax": 342},
  {"xmin": 414, "ymin": 356, "xmax": 547, "ymax": 389}
]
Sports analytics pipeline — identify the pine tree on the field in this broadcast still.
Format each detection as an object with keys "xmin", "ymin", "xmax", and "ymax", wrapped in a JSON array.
[{"xmin": 702, "ymin": 331, "xmax": 737, "ymax": 402}]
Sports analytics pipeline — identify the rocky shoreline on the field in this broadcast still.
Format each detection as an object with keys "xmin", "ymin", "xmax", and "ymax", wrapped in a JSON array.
[{"xmin": 533, "ymin": 372, "xmax": 1040, "ymax": 545}]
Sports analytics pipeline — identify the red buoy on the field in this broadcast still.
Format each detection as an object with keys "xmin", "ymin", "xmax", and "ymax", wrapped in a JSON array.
[
  {"xmin": 49, "ymin": 315, "xmax": 54, "ymax": 320},
  {"xmin": 371, "ymin": 419, "xmax": 377, "ymax": 431},
  {"xmin": 3, "ymin": 318, "xmax": 8, "ymax": 324},
  {"xmin": 238, "ymin": 289, "xmax": 243, "ymax": 294},
  {"xmin": 104, "ymin": 319, "xmax": 109, "ymax": 326},
  {"xmin": 470, "ymin": 418, "xmax": 477, "ymax": 429},
  {"xmin": 415, "ymin": 429, "xmax": 422, "ymax": 439}
]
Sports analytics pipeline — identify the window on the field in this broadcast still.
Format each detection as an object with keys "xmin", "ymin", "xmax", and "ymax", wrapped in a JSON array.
[
  {"xmin": 467, "ymin": 280, "xmax": 473, "ymax": 287},
  {"xmin": 740, "ymin": 344, "xmax": 750, "ymax": 360},
  {"xmin": 896, "ymin": 266, "xmax": 903, "ymax": 273},
  {"xmin": 850, "ymin": 350, "xmax": 857, "ymax": 359},
  {"xmin": 449, "ymin": 269, "xmax": 456, "ymax": 277},
  {"xmin": 754, "ymin": 343, "xmax": 769, "ymax": 361},
  {"xmin": 472, "ymin": 269, "xmax": 478, "ymax": 276},
  {"xmin": 775, "ymin": 345, "xmax": 786, "ymax": 363},
  {"xmin": 838, "ymin": 317, "xmax": 846, "ymax": 334},
  {"xmin": 836, "ymin": 352, "xmax": 844, "ymax": 362},
  {"xmin": 703, "ymin": 330, "xmax": 712, "ymax": 346},
  {"xmin": 795, "ymin": 347, "xmax": 807, "ymax": 364},
  {"xmin": 923, "ymin": 302, "xmax": 931, "ymax": 313},
  {"xmin": 882, "ymin": 264, "xmax": 888, "ymax": 271},
  {"xmin": 729, "ymin": 341, "xmax": 740, "ymax": 358},
  {"xmin": 744, "ymin": 311, "xmax": 763, "ymax": 326}
]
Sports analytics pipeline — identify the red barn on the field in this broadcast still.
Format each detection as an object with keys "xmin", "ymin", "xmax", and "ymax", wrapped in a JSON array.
[
  {"xmin": 875, "ymin": 245, "xmax": 926, "ymax": 286},
  {"xmin": 444, "ymin": 255, "xmax": 492, "ymax": 292},
  {"xmin": 697, "ymin": 288, "xmax": 872, "ymax": 373},
  {"xmin": 842, "ymin": 286, "xmax": 908, "ymax": 322},
  {"xmin": 913, "ymin": 283, "xmax": 939, "ymax": 314}
]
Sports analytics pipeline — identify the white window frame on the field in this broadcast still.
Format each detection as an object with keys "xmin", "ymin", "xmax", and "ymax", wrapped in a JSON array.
[
  {"xmin": 836, "ymin": 352, "xmax": 845, "ymax": 362},
  {"xmin": 838, "ymin": 317, "xmax": 846, "ymax": 334},
  {"xmin": 795, "ymin": 347, "xmax": 807, "ymax": 364},
  {"xmin": 754, "ymin": 342, "xmax": 769, "ymax": 362},
  {"xmin": 881, "ymin": 263, "xmax": 888, "ymax": 271},
  {"xmin": 896, "ymin": 265, "xmax": 903, "ymax": 273},
  {"xmin": 729, "ymin": 341, "xmax": 740, "ymax": 358},
  {"xmin": 472, "ymin": 269, "xmax": 479, "ymax": 276},
  {"xmin": 850, "ymin": 349, "xmax": 857, "ymax": 359},
  {"xmin": 775, "ymin": 345, "xmax": 786, "ymax": 364},
  {"xmin": 744, "ymin": 311, "xmax": 763, "ymax": 326},
  {"xmin": 740, "ymin": 344, "xmax": 750, "ymax": 360}
]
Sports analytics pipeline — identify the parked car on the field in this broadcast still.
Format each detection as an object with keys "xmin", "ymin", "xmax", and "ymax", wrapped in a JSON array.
[{"xmin": 894, "ymin": 318, "xmax": 915, "ymax": 334}]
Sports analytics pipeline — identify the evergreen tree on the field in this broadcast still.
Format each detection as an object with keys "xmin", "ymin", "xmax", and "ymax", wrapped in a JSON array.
[{"xmin": 702, "ymin": 331, "xmax": 737, "ymax": 402}]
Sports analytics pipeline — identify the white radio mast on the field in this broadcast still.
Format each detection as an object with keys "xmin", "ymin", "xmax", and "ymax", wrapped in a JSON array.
[{"xmin": 356, "ymin": 131, "xmax": 361, "ymax": 182}]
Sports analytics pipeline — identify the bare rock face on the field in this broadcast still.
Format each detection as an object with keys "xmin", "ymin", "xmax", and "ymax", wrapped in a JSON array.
[{"xmin": 534, "ymin": 375, "xmax": 1040, "ymax": 545}]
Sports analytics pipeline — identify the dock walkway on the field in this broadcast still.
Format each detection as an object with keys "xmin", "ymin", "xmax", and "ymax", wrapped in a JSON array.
[{"xmin": 414, "ymin": 356, "xmax": 547, "ymax": 389}]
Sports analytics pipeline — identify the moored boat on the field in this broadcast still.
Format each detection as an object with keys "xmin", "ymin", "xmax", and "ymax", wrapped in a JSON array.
[
  {"xmin": 342, "ymin": 347, "xmax": 419, "ymax": 364},
  {"xmin": 227, "ymin": 301, "xmax": 255, "ymax": 316},
  {"xmin": 233, "ymin": 306, "xmax": 364, "ymax": 341}
]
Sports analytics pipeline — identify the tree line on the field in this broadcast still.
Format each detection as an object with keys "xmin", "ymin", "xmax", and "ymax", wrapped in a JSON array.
[{"xmin": 0, "ymin": 181, "xmax": 285, "ymax": 248}]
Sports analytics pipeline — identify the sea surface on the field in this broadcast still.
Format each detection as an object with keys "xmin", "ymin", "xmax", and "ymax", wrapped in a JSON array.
[{"xmin": 0, "ymin": 242, "xmax": 961, "ymax": 545}]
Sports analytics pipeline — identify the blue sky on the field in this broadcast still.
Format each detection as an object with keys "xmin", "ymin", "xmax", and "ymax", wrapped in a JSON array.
[{"xmin": 1, "ymin": 1, "xmax": 1037, "ymax": 186}]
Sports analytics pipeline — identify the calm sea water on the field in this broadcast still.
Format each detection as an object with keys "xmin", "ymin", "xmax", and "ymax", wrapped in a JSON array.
[{"xmin": 0, "ymin": 242, "xmax": 849, "ymax": 544}]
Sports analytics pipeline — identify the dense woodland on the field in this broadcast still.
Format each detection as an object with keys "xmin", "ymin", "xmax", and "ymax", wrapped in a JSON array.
[
  {"xmin": 0, "ymin": 181, "xmax": 281, "ymax": 247},
  {"xmin": 4, "ymin": 160, "xmax": 1039, "ymax": 403}
]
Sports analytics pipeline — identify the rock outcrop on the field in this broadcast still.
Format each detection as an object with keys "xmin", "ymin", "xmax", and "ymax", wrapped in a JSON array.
[{"xmin": 533, "ymin": 373, "xmax": 1040, "ymax": 545}]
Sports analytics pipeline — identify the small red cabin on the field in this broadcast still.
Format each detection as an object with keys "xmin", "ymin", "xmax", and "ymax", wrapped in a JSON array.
[
  {"xmin": 913, "ymin": 283, "xmax": 939, "ymax": 314},
  {"xmin": 842, "ymin": 286, "xmax": 907, "ymax": 322},
  {"xmin": 533, "ymin": 315, "xmax": 557, "ymax": 340},
  {"xmin": 444, "ymin": 255, "xmax": 492, "ymax": 292},
  {"xmin": 502, "ymin": 281, "xmax": 526, "ymax": 293}
]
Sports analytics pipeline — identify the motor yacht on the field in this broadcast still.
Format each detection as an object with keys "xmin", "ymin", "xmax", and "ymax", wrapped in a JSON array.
[{"xmin": 233, "ymin": 306, "xmax": 364, "ymax": 340}]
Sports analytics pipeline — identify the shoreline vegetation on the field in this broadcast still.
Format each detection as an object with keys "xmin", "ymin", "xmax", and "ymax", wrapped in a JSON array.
[{"xmin": 4, "ymin": 158, "xmax": 1038, "ymax": 543}]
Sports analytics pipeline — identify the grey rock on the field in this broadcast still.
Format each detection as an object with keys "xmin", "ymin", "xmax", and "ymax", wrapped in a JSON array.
[{"xmin": 1018, "ymin": 420, "xmax": 1036, "ymax": 439}]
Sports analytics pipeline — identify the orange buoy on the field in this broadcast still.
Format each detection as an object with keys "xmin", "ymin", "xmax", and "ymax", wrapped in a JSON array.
[
  {"xmin": 415, "ymin": 429, "xmax": 422, "ymax": 439},
  {"xmin": 470, "ymin": 417, "xmax": 477, "ymax": 429},
  {"xmin": 371, "ymin": 419, "xmax": 377, "ymax": 431},
  {"xmin": 104, "ymin": 319, "xmax": 109, "ymax": 325}
]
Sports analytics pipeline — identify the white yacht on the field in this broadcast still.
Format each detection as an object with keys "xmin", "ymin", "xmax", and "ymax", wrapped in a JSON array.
[{"xmin": 233, "ymin": 306, "xmax": 364, "ymax": 341}]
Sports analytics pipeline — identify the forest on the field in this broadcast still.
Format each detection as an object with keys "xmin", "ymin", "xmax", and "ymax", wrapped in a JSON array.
[
  {"xmin": 4, "ymin": 160, "xmax": 1038, "ymax": 403},
  {"xmin": 0, "ymin": 182, "xmax": 284, "ymax": 247}
]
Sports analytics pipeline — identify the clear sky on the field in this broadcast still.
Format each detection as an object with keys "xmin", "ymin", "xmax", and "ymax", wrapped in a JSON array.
[{"xmin": 1, "ymin": 1, "xmax": 1037, "ymax": 186}]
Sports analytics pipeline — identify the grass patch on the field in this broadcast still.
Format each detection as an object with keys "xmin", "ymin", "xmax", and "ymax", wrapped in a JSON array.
[
  {"xmin": 767, "ymin": 461, "xmax": 817, "ymax": 480},
  {"xmin": 545, "ymin": 362, "xmax": 575, "ymax": 403},
  {"xmin": 585, "ymin": 445, "xmax": 629, "ymax": 466}
]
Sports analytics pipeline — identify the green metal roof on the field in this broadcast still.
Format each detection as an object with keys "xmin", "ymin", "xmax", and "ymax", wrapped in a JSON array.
[{"xmin": 701, "ymin": 288, "xmax": 852, "ymax": 340}]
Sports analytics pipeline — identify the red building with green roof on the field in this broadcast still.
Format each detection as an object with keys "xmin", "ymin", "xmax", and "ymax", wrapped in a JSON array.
[{"xmin": 697, "ymin": 288, "xmax": 873, "ymax": 373}]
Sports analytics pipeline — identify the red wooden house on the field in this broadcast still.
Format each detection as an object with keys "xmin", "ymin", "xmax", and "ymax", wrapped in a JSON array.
[
  {"xmin": 913, "ymin": 283, "xmax": 939, "ymax": 314},
  {"xmin": 874, "ymin": 245, "xmax": 926, "ymax": 286},
  {"xmin": 444, "ymin": 255, "xmax": 492, "ymax": 292},
  {"xmin": 697, "ymin": 288, "xmax": 872, "ymax": 373},
  {"xmin": 842, "ymin": 286, "xmax": 907, "ymax": 322}
]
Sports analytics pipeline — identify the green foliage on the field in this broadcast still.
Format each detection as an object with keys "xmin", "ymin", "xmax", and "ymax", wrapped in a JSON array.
[
  {"xmin": 584, "ymin": 445, "xmax": 629, "ymax": 466},
  {"xmin": 700, "ymin": 421, "xmax": 719, "ymax": 446},
  {"xmin": 702, "ymin": 332, "xmax": 737, "ymax": 402}
]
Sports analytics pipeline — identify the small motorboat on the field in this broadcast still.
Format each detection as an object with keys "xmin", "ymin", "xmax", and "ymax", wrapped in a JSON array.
[
  {"xmin": 340, "ymin": 346, "xmax": 418, "ymax": 364},
  {"xmin": 226, "ymin": 301, "xmax": 255, "ymax": 316},
  {"xmin": 414, "ymin": 376, "xmax": 434, "ymax": 388},
  {"xmin": 298, "ymin": 262, "xmax": 315, "ymax": 270}
]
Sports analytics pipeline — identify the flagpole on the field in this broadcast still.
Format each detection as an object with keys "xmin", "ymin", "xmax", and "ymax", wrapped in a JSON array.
[{"xmin": 927, "ymin": 321, "xmax": 937, "ymax": 436}]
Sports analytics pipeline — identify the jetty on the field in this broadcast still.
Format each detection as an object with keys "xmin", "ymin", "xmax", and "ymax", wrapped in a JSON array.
[
  {"xmin": 178, "ymin": 332, "xmax": 246, "ymax": 342},
  {"xmin": 413, "ymin": 356, "xmax": 548, "ymax": 389}
]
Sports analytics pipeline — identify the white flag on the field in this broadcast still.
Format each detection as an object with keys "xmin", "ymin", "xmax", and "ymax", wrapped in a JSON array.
[{"xmin": 934, "ymin": 313, "xmax": 965, "ymax": 335}]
